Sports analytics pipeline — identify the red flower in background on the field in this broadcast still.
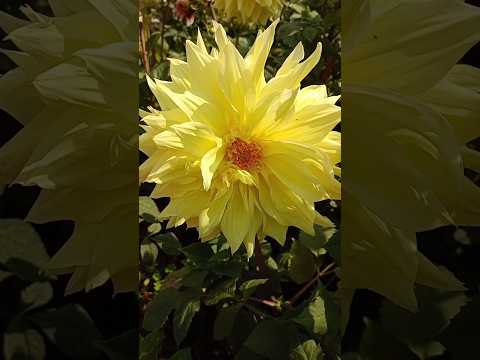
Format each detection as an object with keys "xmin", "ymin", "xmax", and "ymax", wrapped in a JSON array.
[{"xmin": 174, "ymin": 0, "xmax": 195, "ymax": 26}]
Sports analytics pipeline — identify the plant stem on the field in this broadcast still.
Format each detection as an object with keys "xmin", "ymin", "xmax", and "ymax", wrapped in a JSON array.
[
  {"xmin": 248, "ymin": 297, "xmax": 278, "ymax": 308},
  {"xmin": 159, "ymin": 2, "xmax": 167, "ymax": 62},
  {"xmin": 254, "ymin": 236, "xmax": 268, "ymax": 274},
  {"xmin": 288, "ymin": 262, "xmax": 336, "ymax": 305},
  {"xmin": 139, "ymin": 11, "xmax": 150, "ymax": 74},
  {"xmin": 209, "ymin": 0, "xmax": 218, "ymax": 21}
]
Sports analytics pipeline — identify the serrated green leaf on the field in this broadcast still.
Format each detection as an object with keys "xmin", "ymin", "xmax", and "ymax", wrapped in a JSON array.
[
  {"xmin": 143, "ymin": 288, "xmax": 179, "ymax": 331},
  {"xmin": 290, "ymin": 339, "xmax": 323, "ymax": 360},
  {"xmin": 289, "ymin": 241, "xmax": 316, "ymax": 284},
  {"xmin": 293, "ymin": 297, "xmax": 327, "ymax": 336},
  {"xmin": 204, "ymin": 279, "xmax": 237, "ymax": 306}
]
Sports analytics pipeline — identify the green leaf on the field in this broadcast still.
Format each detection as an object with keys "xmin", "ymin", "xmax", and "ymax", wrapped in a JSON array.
[
  {"xmin": 0, "ymin": 219, "xmax": 49, "ymax": 268},
  {"xmin": 289, "ymin": 241, "xmax": 316, "ymax": 284},
  {"xmin": 379, "ymin": 286, "xmax": 467, "ymax": 358},
  {"xmin": 152, "ymin": 233, "xmax": 181, "ymax": 256},
  {"xmin": 21, "ymin": 282, "xmax": 53, "ymax": 312},
  {"xmin": 143, "ymin": 288, "xmax": 179, "ymax": 331},
  {"xmin": 170, "ymin": 347, "xmax": 192, "ymax": 360},
  {"xmin": 290, "ymin": 339, "xmax": 324, "ymax": 360},
  {"xmin": 324, "ymin": 231, "xmax": 340, "ymax": 265},
  {"xmin": 293, "ymin": 297, "xmax": 327, "ymax": 336},
  {"xmin": 314, "ymin": 285, "xmax": 341, "ymax": 337},
  {"xmin": 173, "ymin": 297, "xmax": 201, "ymax": 346},
  {"xmin": 181, "ymin": 269, "xmax": 208, "ymax": 289},
  {"xmin": 299, "ymin": 225, "xmax": 332, "ymax": 257},
  {"xmin": 95, "ymin": 329, "xmax": 138, "ymax": 360},
  {"xmin": 147, "ymin": 222, "xmax": 162, "ymax": 235},
  {"xmin": 139, "ymin": 196, "xmax": 161, "ymax": 222},
  {"xmin": 229, "ymin": 308, "xmax": 257, "ymax": 349},
  {"xmin": 209, "ymin": 258, "xmax": 244, "ymax": 278},
  {"xmin": 29, "ymin": 304, "xmax": 102, "ymax": 360},
  {"xmin": 214, "ymin": 303, "xmax": 242, "ymax": 340},
  {"xmin": 358, "ymin": 318, "xmax": 419, "ymax": 360},
  {"xmin": 181, "ymin": 242, "xmax": 214, "ymax": 265},
  {"xmin": 141, "ymin": 240, "xmax": 159, "ymax": 264},
  {"xmin": 437, "ymin": 296, "xmax": 480, "ymax": 360},
  {"xmin": 4, "ymin": 258, "xmax": 50, "ymax": 282},
  {"xmin": 140, "ymin": 330, "xmax": 163, "ymax": 360},
  {"xmin": 234, "ymin": 347, "xmax": 266, "ymax": 360},
  {"xmin": 239, "ymin": 279, "xmax": 268, "ymax": 297},
  {"xmin": 244, "ymin": 319, "xmax": 302, "ymax": 360},
  {"xmin": 204, "ymin": 279, "xmax": 237, "ymax": 306},
  {"xmin": 303, "ymin": 27, "xmax": 318, "ymax": 43},
  {"xmin": 4, "ymin": 318, "xmax": 46, "ymax": 360},
  {"xmin": 0, "ymin": 270, "xmax": 13, "ymax": 283}
]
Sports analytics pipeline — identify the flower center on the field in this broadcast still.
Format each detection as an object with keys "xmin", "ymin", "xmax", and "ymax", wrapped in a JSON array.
[{"xmin": 226, "ymin": 138, "xmax": 263, "ymax": 171}]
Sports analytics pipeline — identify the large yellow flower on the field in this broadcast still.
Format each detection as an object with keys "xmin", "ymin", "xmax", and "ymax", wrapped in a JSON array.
[
  {"xmin": 214, "ymin": 0, "xmax": 283, "ymax": 24},
  {"xmin": 140, "ymin": 20, "xmax": 341, "ymax": 256}
]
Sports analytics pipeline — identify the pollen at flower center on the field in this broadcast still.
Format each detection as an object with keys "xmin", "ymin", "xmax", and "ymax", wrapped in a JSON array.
[{"xmin": 226, "ymin": 138, "xmax": 263, "ymax": 171}]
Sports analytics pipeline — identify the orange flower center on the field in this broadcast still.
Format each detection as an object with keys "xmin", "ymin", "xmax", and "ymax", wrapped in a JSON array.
[{"xmin": 226, "ymin": 138, "xmax": 263, "ymax": 171}]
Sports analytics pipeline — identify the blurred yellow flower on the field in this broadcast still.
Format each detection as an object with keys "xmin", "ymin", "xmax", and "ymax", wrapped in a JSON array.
[
  {"xmin": 0, "ymin": 1, "xmax": 138, "ymax": 294},
  {"xmin": 341, "ymin": 0, "xmax": 480, "ymax": 320},
  {"xmin": 140, "ymin": 20, "xmax": 341, "ymax": 256},
  {"xmin": 214, "ymin": 0, "xmax": 283, "ymax": 24}
]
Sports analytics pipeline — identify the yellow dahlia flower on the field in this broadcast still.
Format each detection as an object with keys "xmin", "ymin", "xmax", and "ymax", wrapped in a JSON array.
[
  {"xmin": 214, "ymin": 0, "xmax": 283, "ymax": 24},
  {"xmin": 140, "ymin": 20, "xmax": 341, "ymax": 256}
]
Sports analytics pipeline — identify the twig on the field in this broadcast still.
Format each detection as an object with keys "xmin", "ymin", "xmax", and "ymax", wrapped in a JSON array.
[
  {"xmin": 159, "ymin": 3, "xmax": 167, "ymax": 62},
  {"xmin": 139, "ymin": 12, "xmax": 150, "ymax": 74},
  {"xmin": 254, "ymin": 236, "xmax": 268, "ymax": 274},
  {"xmin": 209, "ymin": 0, "xmax": 218, "ymax": 21},
  {"xmin": 248, "ymin": 297, "xmax": 278, "ymax": 308},
  {"xmin": 288, "ymin": 262, "xmax": 336, "ymax": 305}
]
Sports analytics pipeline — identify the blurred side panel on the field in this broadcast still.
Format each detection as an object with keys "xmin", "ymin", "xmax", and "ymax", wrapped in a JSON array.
[
  {"xmin": 0, "ymin": 0, "xmax": 138, "ymax": 359},
  {"xmin": 342, "ymin": 0, "xmax": 480, "ymax": 358}
]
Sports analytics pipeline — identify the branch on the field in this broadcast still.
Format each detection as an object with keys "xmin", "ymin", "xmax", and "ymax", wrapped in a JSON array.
[{"xmin": 288, "ymin": 262, "xmax": 336, "ymax": 305}]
